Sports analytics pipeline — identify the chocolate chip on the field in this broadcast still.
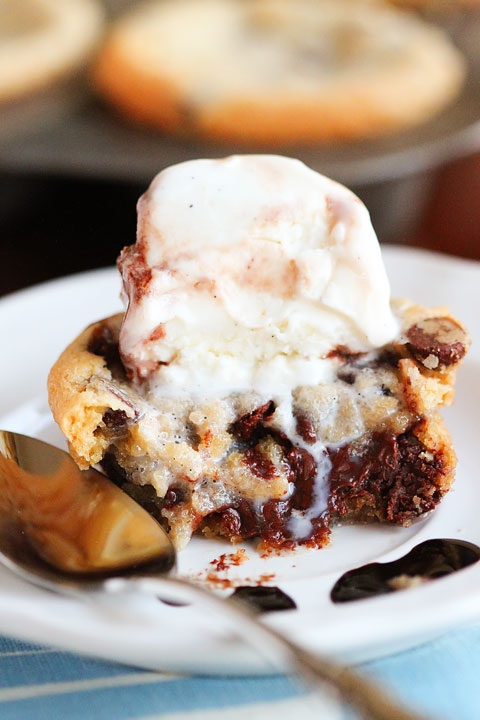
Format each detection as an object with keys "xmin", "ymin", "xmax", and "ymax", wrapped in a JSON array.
[
  {"xmin": 163, "ymin": 486, "xmax": 186, "ymax": 508},
  {"xmin": 406, "ymin": 317, "xmax": 467, "ymax": 368},
  {"xmin": 88, "ymin": 324, "xmax": 113, "ymax": 356},
  {"xmin": 262, "ymin": 499, "xmax": 290, "ymax": 545},
  {"xmin": 337, "ymin": 370, "xmax": 356, "ymax": 385},
  {"xmin": 327, "ymin": 424, "xmax": 444, "ymax": 525},
  {"xmin": 376, "ymin": 349, "xmax": 401, "ymax": 368},
  {"xmin": 219, "ymin": 508, "xmax": 242, "ymax": 536},
  {"xmin": 88, "ymin": 323, "xmax": 121, "ymax": 367},
  {"xmin": 286, "ymin": 447, "xmax": 317, "ymax": 511},
  {"xmin": 214, "ymin": 502, "xmax": 258, "ymax": 539},
  {"xmin": 102, "ymin": 409, "xmax": 128, "ymax": 430},
  {"xmin": 244, "ymin": 447, "xmax": 276, "ymax": 480},
  {"xmin": 230, "ymin": 401, "xmax": 276, "ymax": 443},
  {"xmin": 295, "ymin": 415, "xmax": 316, "ymax": 444},
  {"xmin": 327, "ymin": 345, "xmax": 365, "ymax": 361},
  {"xmin": 236, "ymin": 501, "xmax": 259, "ymax": 538}
]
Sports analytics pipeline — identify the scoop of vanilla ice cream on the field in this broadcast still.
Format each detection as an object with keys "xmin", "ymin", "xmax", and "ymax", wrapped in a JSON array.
[{"xmin": 118, "ymin": 155, "xmax": 398, "ymax": 396}]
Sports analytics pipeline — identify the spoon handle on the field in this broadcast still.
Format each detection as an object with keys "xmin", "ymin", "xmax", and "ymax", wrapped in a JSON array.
[{"xmin": 107, "ymin": 575, "xmax": 431, "ymax": 720}]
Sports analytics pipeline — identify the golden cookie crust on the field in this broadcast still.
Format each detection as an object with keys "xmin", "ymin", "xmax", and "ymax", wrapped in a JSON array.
[
  {"xmin": 48, "ymin": 314, "xmax": 135, "ymax": 469},
  {"xmin": 93, "ymin": 0, "xmax": 466, "ymax": 144}
]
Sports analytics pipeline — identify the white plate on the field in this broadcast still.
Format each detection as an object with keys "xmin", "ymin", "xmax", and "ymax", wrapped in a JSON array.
[{"xmin": 1, "ymin": 246, "xmax": 480, "ymax": 675}]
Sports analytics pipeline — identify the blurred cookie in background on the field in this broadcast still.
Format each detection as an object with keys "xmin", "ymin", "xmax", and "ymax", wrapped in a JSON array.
[
  {"xmin": 93, "ymin": 0, "xmax": 466, "ymax": 145},
  {"xmin": 385, "ymin": 0, "xmax": 480, "ymax": 63},
  {"xmin": 388, "ymin": 0, "xmax": 480, "ymax": 9},
  {"xmin": 0, "ymin": 0, "xmax": 104, "ymax": 136}
]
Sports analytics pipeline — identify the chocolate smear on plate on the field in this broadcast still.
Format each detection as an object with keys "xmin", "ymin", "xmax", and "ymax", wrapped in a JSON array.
[{"xmin": 331, "ymin": 538, "xmax": 480, "ymax": 603}]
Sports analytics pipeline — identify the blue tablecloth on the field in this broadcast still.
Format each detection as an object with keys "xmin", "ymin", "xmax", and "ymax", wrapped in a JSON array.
[{"xmin": 1, "ymin": 625, "xmax": 479, "ymax": 720}]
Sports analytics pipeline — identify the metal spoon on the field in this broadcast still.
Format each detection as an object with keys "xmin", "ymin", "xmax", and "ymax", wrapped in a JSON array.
[{"xmin": 0, "ymin": 430, "xmax": 429, "ymax": 720}]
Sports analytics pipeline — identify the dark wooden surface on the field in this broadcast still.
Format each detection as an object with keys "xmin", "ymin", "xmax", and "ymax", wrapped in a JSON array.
[{"xmin": 1, "ymin": 151, "xmax": 480, "ymax": 299}]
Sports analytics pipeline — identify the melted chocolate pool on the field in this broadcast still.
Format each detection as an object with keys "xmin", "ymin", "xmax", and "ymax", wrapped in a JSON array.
[
  {"xmin": 159, "ymin": 585, "xmax": 296, "ymax": 612},
  {"xmin": 331, "ymin": 539, "xmax": 480, "ymax": 603},
  {"xmin": 230, "ymin": 586, "xmax": 297, "ymax": 612}
]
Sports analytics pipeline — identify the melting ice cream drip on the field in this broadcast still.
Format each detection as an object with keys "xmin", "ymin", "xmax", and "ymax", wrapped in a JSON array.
[{"xmin": 267, "ymin": 393, "xmax": 331, "ymax": 540}]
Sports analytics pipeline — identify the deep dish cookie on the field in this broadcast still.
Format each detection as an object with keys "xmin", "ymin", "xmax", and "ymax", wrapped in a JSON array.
[
  {"xmin": 48, "ymin": 155, "xmax": 469, "ymax": 552},
  {"xmin": 49, "ymin": 305, "xmax": 468, "ymax": 550},
  {"xmin": 93, "ymin": 0, "xmax": 466, "ymax": 144}
]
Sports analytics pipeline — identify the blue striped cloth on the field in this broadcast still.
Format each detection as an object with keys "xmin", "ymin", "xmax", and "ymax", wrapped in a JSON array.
[{"xmin": 1, "ymin": 627, "xmax": 480, "ymax": 720}]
